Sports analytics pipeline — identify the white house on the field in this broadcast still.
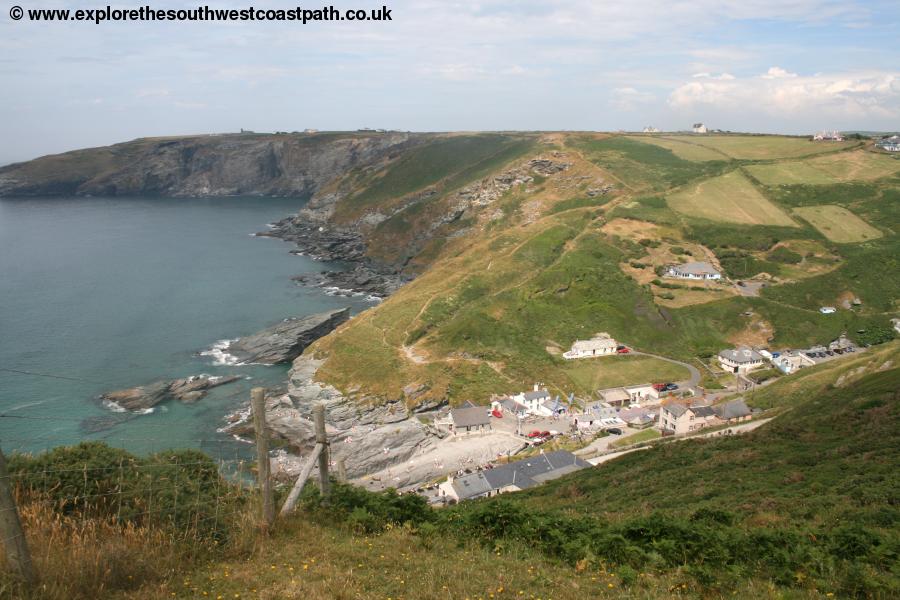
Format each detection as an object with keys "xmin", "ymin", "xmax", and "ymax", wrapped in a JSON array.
[
  {"xmin": 642, "ymin": 126, "xmax": 660, "ymax": 133},
  {"xmin": 813, "ymin": 130, "xmax": 844, "ymax": 141},
  {"xmin": 692, "ymin": 123, "xmax": 708, "ymax": 134},
  {"xmin": 665, "ymin": 262, "xmax": 722, "ymax": 281},
  {"xmin": 718, "ymin": 348, "xmax": 765, "ymax": 374},
  {"xmin": 623, "ymin": 384, "xmax": 662, "ymax": 404},
  {"xmin": 512, "ymin": 385, "xmax": 554, "ymax": 417},
  {"xmin": 773, "ymin": 351, "xmax": 815, "ymax": 374},
  {"xmin": 563, "ymin": 333, "xmax": 618, "ymax": 359}
]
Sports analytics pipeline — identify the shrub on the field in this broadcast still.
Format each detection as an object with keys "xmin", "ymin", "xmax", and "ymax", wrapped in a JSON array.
[{"xmin": 768, "ymin": 246, "xmax": 803, "ymax": 264}]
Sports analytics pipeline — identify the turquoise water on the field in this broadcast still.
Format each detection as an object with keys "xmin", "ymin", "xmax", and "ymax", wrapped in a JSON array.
[{"xmin": 0, "ymin": 197, "xmax": 373, "ymax": 459}]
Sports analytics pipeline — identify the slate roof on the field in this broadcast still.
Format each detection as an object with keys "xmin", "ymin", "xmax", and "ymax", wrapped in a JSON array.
[
  {"xmin": 718, "ymin": 348, "xmax": 764, "ymax": 364},
  {"xmin": 451, "ymin": 451, "xmax": 590, "ymax": 500},
  {"xmin": 690, "ymin": 405, "xmax": 717, "ymax": 418},
  {"xmin": 713, "ymin": 399, "xmax": 751, "ymax": 420},
  {"xmin": 523, "ymin": 390, "xmax": 551, "ymax": 402},
  {"xmin": 665, "ymin": 403, "xmax": 690, "ymax": 418},
  {"xmin": 450, "ymin": 406, "xmax": 491, "ymax": 428}
]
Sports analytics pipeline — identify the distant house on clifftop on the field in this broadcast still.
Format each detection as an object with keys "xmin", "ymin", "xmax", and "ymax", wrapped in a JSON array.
[{"xmin": 692, "ymin": 123, "xmax": 708, "ymax": 134}]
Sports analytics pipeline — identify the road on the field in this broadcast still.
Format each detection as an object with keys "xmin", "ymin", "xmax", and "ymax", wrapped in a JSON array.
[{"xmin": 628, "ymin": 350, "xmax": 702, "ymax": 389}]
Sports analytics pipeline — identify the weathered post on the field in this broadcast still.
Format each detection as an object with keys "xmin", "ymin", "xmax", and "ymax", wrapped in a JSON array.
[
  {"xmin": 0, "ymin": 446, "xmax": 37, "ymax": 586},
  {"xmin": 314, "ymin": 403, "xmax": 330, "ymax": 498},
  {"xmin": 251, "ymin": 387, "xmax": 275, "ymax": 529},
  {"xmin": 337, "ymin": 458, "xmax": 347, "ymax": 483}
]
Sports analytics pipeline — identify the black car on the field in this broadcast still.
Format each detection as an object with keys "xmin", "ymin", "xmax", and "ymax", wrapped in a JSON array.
[
  {"xmin": 826, "ymin": 350, "xmax": 835, "ymax": 356},
  {"xmin": 607, "ymin": 428, "xmax": 623, "ymax": 435},
  {"xmin": 664, "ymin": 383, "xmax": 679, "ymax": 391}
]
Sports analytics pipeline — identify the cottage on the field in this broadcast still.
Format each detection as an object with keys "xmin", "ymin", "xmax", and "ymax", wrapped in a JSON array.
[
  {"xmin": 449, "ymin": 406, "xmax": 491, "ymax": 434},
  {"xmin": 665, "ymin": 262, "xmax": 722, "ymax": 281},
  {"xmin": 712, "ymin": 398, "xmax": 752, "ymax": 423},
  {"xmin": 623, "ymin": 384, "xmax": 662, "ymax": 404},
  {"xmin": 659, "ymin": 403, "xmax": 719, "ymax": 435},
  {"xmin": 439, "ymin": 451, "xmax": 590, "ymax": 502},
  {"xmin": 563, "ymin": 333, "xmax": 618, "ymax": 359},
  {"xmin": 718, "ymin": 348, "xmax": 765, "ymax": 374},
  {"xmin": 692, "ymin": 123, "xmax": 708, "ymax": 134},
  {"xmin": 513, "ymin": 385, "xmax": 554, "ymax": 416},
  {"xmin": 773, "ymin": 351, "xmax": 815, "ymax": 374},
  {"xmin": 494, "ymin": 397, "xmax": 527, "ymax": 417}
]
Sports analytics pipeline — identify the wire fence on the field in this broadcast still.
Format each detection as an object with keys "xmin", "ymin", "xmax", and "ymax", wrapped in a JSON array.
[{"xmin": 0, "ymin": 387, "xmax": 308, "ymax": 588}]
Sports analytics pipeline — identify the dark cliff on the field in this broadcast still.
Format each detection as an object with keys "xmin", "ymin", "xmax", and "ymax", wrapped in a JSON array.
[{"xmin": 0, "ymin": 132, "xmax": 422, "ymax": 198}]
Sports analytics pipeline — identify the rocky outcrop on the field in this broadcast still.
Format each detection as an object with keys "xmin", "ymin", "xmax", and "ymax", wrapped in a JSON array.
[
  {"xmin": 227, "ymin": 308, "xmax": 351, "ymax": 364},
  {"xmin": 224, "ymin": 356, "xmax": 438, "ymax": 480},
  {"xmin": 0, "ymin": 132, "xmax": 421, "ymax": 198},
  {"xmin": 100, "ymin": 374, "xmax": 240, "ymax": 411}
]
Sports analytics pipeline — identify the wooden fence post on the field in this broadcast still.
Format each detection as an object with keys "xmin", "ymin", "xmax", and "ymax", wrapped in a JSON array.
[
  {"xmin": 337, "ymin": 458, "xmax": 347, "ymax": 483},
  {"xmin": 251, "ymin": 387, "xmax": 275, "ymax": 529},
  {"xmin": 314, "ymin": 403, "xmax": 330, "ymax": 498},
  {"xmin": 0, "ymin": 446, "xmax": 37, "ymax": 586}
]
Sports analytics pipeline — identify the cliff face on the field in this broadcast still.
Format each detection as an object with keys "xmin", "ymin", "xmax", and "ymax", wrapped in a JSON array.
[{"xmin": 0, "ymin": 132, "xmax": 420, "ymax": 198}]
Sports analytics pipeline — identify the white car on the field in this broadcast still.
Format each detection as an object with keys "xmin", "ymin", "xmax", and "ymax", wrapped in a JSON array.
[{"xmin": 819, "ymin": 307, "xmax": 837, "ymax": 314}]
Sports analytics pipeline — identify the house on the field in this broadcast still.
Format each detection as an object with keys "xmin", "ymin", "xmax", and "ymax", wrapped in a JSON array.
[
  {"xmin": 659, "ymin": 403, "xmax": 719, "ymax": 435},
  {"xmin": 449, "ymin": 406, "xmax": 491, "ymax": 434},
  {"xmin": 773, "ymin": 351, "xmax": 815, "ymax": 374},
  {"xmin": 813, "ymin": 130, "xmax": 844, "ymax": 141},
  {"xmin": 642, "ymin": 126, "xmax": 660, "ymax": 133},
  {"xmin": 619, "ymin": 406, "xmax": 657, "ymax": 429},
  {"xmin": 563, "ymin": 333, "xmax": 618, "ymax": 359},
  {"xmin": 623, "ymin": 384, "xmax": 662, "ymax": 404},
  {"xmin": 574, "ymin": 403, "xmax": 626, "ymax": 430},
  {"xmin": 513, "ymin": 385, "xmax": 554, "ymax": 416},
  {"xmin": 493, "ymin": 397, "xmax": 527, "ymax": 417},
  {"xmin": 692, "ymin": 123, "xmax": 708, "ymax": 134},
  {"xmin": 819, "ymin": 306, "xmax": 837, "ymax": 314},
  {"xmin": 439, "ymin": 451, "xmax": 590, "ymax": 502},
  {"xmin": 712, "ymin": 399, "xmax": 752, "ymax": 423},
  {"xmin": 718, "ymin": 348, "xmax": 765, "ymax": 374},
  {"xmin": 665, "ymin": 262, "xmax": 722, "ymax": 281},
  {"xmin": 877, "ymin": 140, "xmax": 900, "ymax": 152}
]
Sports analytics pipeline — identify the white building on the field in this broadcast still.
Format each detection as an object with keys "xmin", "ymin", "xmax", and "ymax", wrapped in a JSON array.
[
  {"xmin": 813, "ymin": 130, "xmax": 844, "ymax": 141},
  {"xmin": 718, "ymin": 348, "xmax": 765, "ymax": 374},
  {"xmin": 665, "ymin": 262, "xmax": 722, "ymax": 281},
  {"xmin": 642, "ymin": 126, "xmax": 660, "ymax": 133},
  {"xmin": 563, "ymin": 333, "xmax": 618, "ymax": 359},
  {"xmin": 692, "ymin": 123, "xmax": 708, "ymax": 134},
  {"xmin": 819, "ymin": 306, "xmax": 837, "ymax": 314},
  {"xmin": 512, "ymin": 385, "xmax": 554, "ymax": 416}
]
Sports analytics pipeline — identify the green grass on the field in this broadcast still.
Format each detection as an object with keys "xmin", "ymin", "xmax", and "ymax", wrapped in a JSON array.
[
  {"xmin": 610, "ymin": 428, "xmax": 661, "ymax": 448},
  {"xmin": 668, "ymin": 135, "xmax": 857, "ymax": 159},
  {"xmin": 793, "ymin": 205, "xmax": 883, "ymax": 243},
  {"xmin": 668, "ymin": 171, "xmax": 798, "ymax": 227},
  {"xmin": 562, "ymin": 355, "xmax": 689, "ymax": 392},
  {"xmin": 571, "ymin": 136, "xmax": 730, "ymax": 192},
  {"xmin": 628, "ymin": 136, "xmax": 728, "ymax": 161}
]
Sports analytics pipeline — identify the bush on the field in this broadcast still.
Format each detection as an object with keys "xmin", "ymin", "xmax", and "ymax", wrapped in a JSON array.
[{"xmin": 768, "ymin": 246, "xmax": 803, "ymax": 264}]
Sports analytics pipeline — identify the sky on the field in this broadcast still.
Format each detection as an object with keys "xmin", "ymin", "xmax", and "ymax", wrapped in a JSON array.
[{"xmin": 1, "ymin": 0, "xmax": 899, "ymax": 165}]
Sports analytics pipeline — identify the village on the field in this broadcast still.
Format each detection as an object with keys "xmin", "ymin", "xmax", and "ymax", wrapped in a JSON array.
[{"xmin": 375, "ymin": 326, "xmax": 868, "ymax": 505}]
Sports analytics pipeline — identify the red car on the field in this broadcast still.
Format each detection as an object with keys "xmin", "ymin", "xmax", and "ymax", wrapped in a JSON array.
[
  {"xmin": 541, "ymin": 430, "xmax": 552, "ymax": 438},
  {"xmin": 617, "ymin": 347, "xmax": 630, "ymax": 354},
  {"xmin": 652, "ymin": 383, "xmax": 668, "ymax": 392},
  {"xmin": 527, "ymin": 430, "xmax": 543, "ymax": 438}
]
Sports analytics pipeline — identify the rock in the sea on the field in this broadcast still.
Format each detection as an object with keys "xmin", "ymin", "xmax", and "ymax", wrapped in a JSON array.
[
  {"xmin": 226, "ymin": 308, "xmax": 350, "ymax": 365},
  {"xmin": 100, "ymin": 374, "xmax": 240, "ymax": 411}
]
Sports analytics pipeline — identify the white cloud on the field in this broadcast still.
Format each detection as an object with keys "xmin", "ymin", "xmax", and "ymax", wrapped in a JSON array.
[
  {"xmin": 610, "ymin": 87, "xmax": 657, "ymax": 110},
  {"xmin": 669, "ymin": 69, "xmax": 900, "ymax": 118},
  {"xmin": 692, "ymin": 72, "xmax": 736, "ymax": 80}
]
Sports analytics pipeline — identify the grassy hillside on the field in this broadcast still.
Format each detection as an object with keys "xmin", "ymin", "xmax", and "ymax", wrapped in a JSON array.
[{"xmin": 307, "ymin": 133, "xmax": 898, "ymax": 405}]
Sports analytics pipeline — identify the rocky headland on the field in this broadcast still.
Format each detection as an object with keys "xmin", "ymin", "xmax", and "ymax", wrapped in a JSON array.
[
  {"xmin": 100, "ymin": 374, "xmax": 241, "ymax": 412},
  {"xmin": 226, "ymin": 308, "xmax": 351, "ymax": 364}
]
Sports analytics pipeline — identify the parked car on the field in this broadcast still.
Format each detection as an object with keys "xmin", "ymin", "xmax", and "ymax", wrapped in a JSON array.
[
  {"xmin": 664, "ymin": 383, "xmax": 679, "ymax": 391},
  {"xmin": 607, "ymin": 428, "xmax": 623, "ymax": 435},
  {"xmin": 833, "ymin": 348, "xmax": 844, "ymax": 355},
  {"xmin": 527, "ymin": 430, "xmax": 543, "ymax": 438},
  {"xmin": 617, "ymin": 347, "xmax": 630, "ymax": 354},
  {"xmin": 846, "ymin": 347, "xmax": 855, "ymax": 353},
  {"xmin": 541, "ymin": 430, "xmax": 552, "ymax": 438},
  {"xmin": 826, "ymin": 350, "xmax": 835, "ymax": 356},
  {"xmin": 652, "ymin": 383, "xmax": 668, "ymax": 392}
]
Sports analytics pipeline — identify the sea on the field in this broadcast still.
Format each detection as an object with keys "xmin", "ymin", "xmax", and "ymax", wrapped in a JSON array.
[{"xmin": 0, "ymin": 196, "xmax": 374, "ymax": 461}]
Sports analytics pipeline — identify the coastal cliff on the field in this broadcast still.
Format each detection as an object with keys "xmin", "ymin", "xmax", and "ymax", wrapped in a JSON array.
[{"xmin": 0, "ymin": 132, "xmax": 420, "ymax": 198}]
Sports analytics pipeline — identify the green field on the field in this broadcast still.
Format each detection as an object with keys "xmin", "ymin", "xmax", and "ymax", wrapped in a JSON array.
[
  {"xmin": 562, "ymin": 355, "xmax": 689, "ymax": 392},
  {"xmin": 668, "ymin": 170, "xmax": 798, "ymax": 226},
  {"xmin": 747, "ymin": 150, "xmax": 900, "ymax": 185},
  {"xmin": 664, "ymin": 135, "xmax": 855, "ymax": 159},
  {"xmin": 793, "ymin": 205, "xmax": 883, "ymax": 243},
  {"xmin": 628, "ymin": 135, "xmax": 728, "ymax": 161}
]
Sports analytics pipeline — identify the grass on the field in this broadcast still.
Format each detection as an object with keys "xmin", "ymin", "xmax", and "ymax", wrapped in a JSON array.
[
  {"xmin": 793, "ymin": 205, "xmax": 883, "ymax": 243},
  {"xmin": 665, "ymin": 135, "xmax": 857, "ymax": 159},
  {"xmin": 668, "ymin": 171, "xmax": 797, "ymax": 227},
  {"xmin": 746, "ymin": 150, "xmax": 900, "ymax": 185},
  {"xmin": 562, "ymin": 355, "xmax": 689, "ymax": 392},
  {"xmin": 628, "ymin": 136, "xmax": 728, "ymax": 161},
  {"xmin": 610, "ymin": 428, "xmax": 661, "ymax": 448}
]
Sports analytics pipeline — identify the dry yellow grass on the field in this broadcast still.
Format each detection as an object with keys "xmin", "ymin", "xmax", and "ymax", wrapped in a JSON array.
[
  {"xmin": 793, "ymin": 205, "xmax": 883, "ymax": 243},
  {"xmin": 746, "ymin": 149, "xmax": 900, "ymax": 185},
  {"xmin": 668, "ymin": 171, "xmax": 797, "ymax": 226},
  {"xmin": 666, "ymin": 135, "xmax": 855, "ymax": 159},
  {"xmin": 629, "ymin": 136, "xmax": 727, "ymax": 161}
]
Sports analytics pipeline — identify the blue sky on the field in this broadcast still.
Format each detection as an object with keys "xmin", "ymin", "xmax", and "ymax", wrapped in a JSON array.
[{"xmin": 1, "ymin": 0, "xmax": 898, "ymax": 164}]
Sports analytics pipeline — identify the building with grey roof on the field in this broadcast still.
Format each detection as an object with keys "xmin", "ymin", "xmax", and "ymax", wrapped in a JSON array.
[
  {"xmin": 713, "ymin": 398, "xmax": 752, "ymax": 422},
  {"xmin": 718, "ymin": 348, "xmax": 765, "ymax": 373},
  {"xmin": 665, "ymin": 261, "xmax": 721, "ymax": 280},
  {"xmin": 449, "ymin": 406, "xmax": 491, "ymax": 433},
  {"xmin": 440, "ymin": 451, "xmax": 590, "ymax": 502}
]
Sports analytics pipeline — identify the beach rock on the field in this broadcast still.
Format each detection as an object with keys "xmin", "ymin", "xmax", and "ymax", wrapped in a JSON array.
[
  {"xmin": 100, "ymin": 374, "xmax": 240, "ymax": 411},
  {"xmin": 227, "ymin": 308, "xmax": 351, "ymax": 364}
]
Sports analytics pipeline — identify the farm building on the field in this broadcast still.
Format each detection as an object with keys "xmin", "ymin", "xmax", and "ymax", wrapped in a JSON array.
[
  {"xmin": 439, "ymin": 451, "xmax": 590, "ymax": 502},
  {"xmin": 692, "ymin": 123, "xmax": 708, "ymax": 134},
  {"xmin": 665, "ymin": 262, "xmax": 722, "ymax": 281},
  {"xmin": 563, "ymin": 332, "xmax": 618, "ymax": 359},
  {"xmin": 718, "ymin": 348, "xmax": 765, "ymax": 374}
]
